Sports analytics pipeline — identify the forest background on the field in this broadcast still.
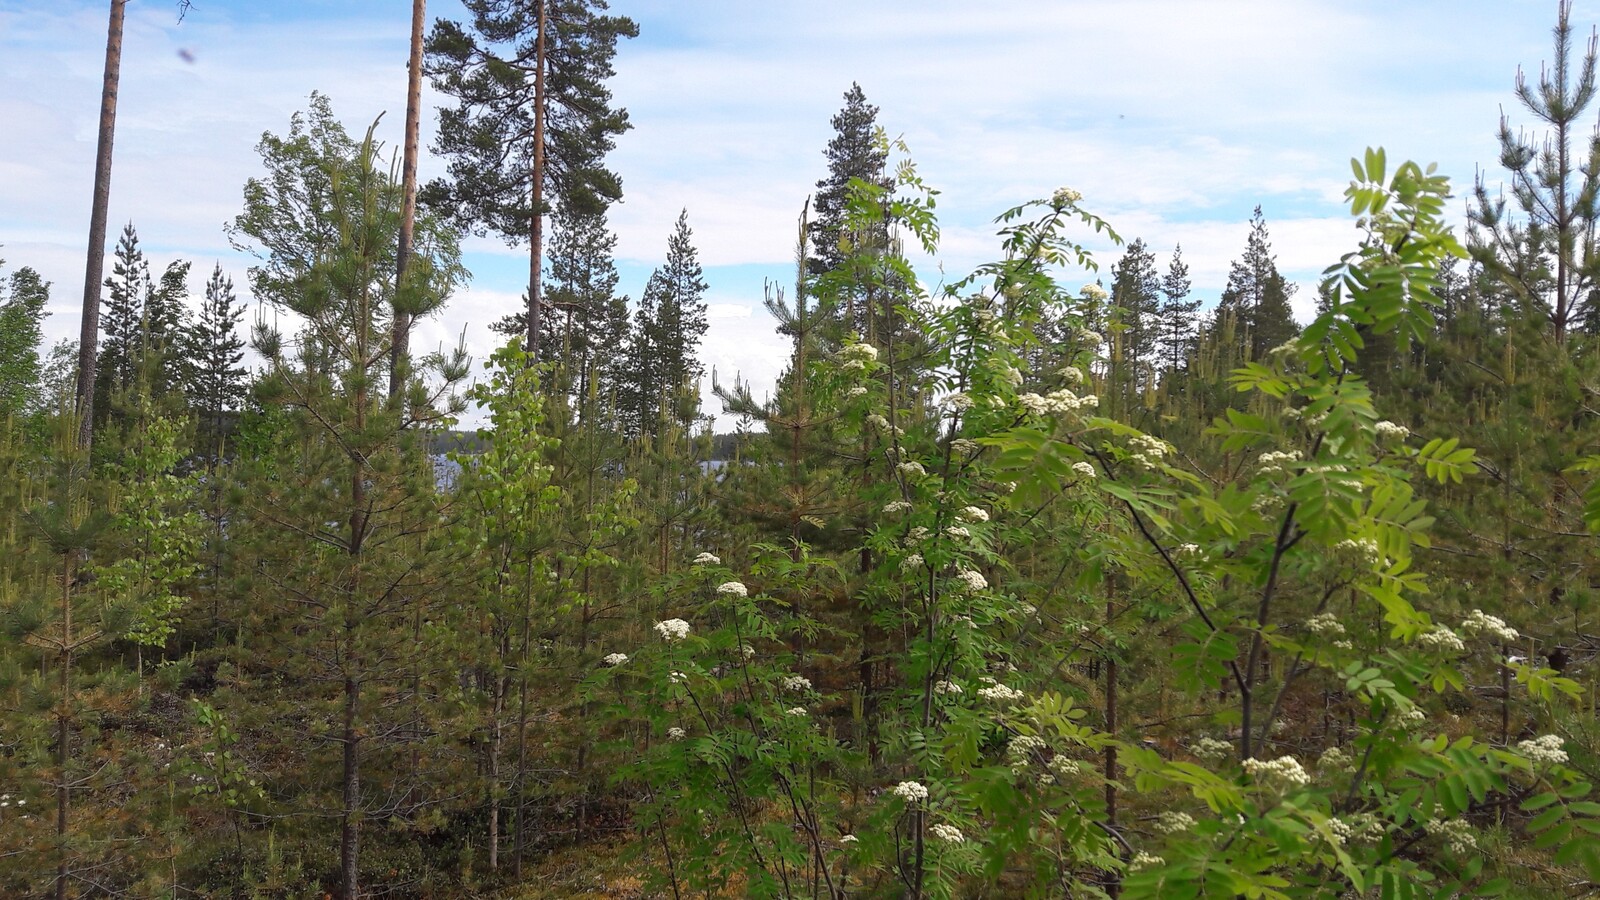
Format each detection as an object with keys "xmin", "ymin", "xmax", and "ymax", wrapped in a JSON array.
[{"xmin": 7, "ymin": 1, "xmax": 1600, "ymax": 899}]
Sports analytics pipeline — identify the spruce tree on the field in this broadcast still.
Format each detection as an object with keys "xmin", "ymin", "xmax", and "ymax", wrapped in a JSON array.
[
  {"xmin": 425, "ymin": 0, "xmax": 638, "ymax": 362},
  {"xmin": 1107, "ymin": 238, "xmax": 1161, "ymax": 393},
  {"xmin": 808, "ymin": 83, "xmax": 891, "ymax": 278},
  {"xmin": 141, "ymin": 259, "xmax": 192, "ymax": 402},
  {"xmin": 628, "ymin": 209, "xmax": 709, "ymax": 436},
  {"xmin": 184, "ymin": 264, "xmax": 248, "ymax": 457},
  {"xmin": 1213, "ymin": 206, "xmax": 1299, "ymax": 360},
  {"xmin": 1157, "ymin": 243, "xmax": 1198, "ymax": 375},
  {"xmin": 94, "ymin": 223, "xmax": 148, "ymax": 428}
]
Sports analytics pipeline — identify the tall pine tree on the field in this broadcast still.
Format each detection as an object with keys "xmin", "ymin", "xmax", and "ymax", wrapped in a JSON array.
[
  {"xmin": 626, "ymin": 209, "xmax": 709, "ymax": 436},
  {"xmin": 1213, "ymin": 206, "xmax": 1299, "ymax": 360}
]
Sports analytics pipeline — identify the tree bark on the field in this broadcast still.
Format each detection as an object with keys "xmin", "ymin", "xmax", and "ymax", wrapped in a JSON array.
[
  {"xmin": 341, "ymin": 676, "xmax": 362, "ymax": 899},
  {"xmin": 391, "ymin": 0, "xmax": 426, "ymax": 400},
  {"xmin": 74, "ymin": 0, "xmax": 127, "ymax": 449},
  {"xmin": 526, "ymin": 0, "xmax": 548, "ymax": 365}
]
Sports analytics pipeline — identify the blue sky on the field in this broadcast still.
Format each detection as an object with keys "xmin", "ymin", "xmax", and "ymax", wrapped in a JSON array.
[{"xmin": 0, "ymin": 0, "xmax": 1580, "ymax": 424}]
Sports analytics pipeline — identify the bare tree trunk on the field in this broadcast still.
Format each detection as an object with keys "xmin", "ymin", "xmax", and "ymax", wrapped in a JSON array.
[
  {"xmin": 526, "ymin": 0, "xmax": 548, "ymax": 365},
  {"xmin": 391, "ymin": 0, "xmax": 426, "ymax": 400},
  {"xmin": 74, "ymin": 0, "xmax": 127, "ymax": 449}
]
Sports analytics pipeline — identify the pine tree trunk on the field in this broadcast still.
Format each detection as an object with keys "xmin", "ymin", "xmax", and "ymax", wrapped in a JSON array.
[
  {"xmin": 341, "ymin": 676, "xmax": 361, "ymax": 899},
  {"xmin": 391, "ymin": 0, "xmax": 426, "ymax": 399},
  {"xmin": 74, "ymin": 0, "xmax": 127, "ymax": 449},
  {"xmin": 55, "ymin": 552, "xmax": 74, "ymax": 900},
  {"xmin": 526, "ymin": 0, "xmax": 548, "ymax": 365}
]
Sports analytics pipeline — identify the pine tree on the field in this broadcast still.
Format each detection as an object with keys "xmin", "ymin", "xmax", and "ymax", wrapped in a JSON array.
[
  {"xmin": 0, "ymin": 258, "xmax": 51, "ymax": 419},
  {"xmin": 141, "ymin": 259, "xmax": 191, "ymax": 402},
  {"xmin": 1213, "ymin": 206, "xmax": 1299, "ymax": 360},
  {"xmin": 184, "ymin": 264, "xmax": 248, "ymax": 457},
  {"xmin": 1157, "ymin": 243, "xmax": 1198, "ymax": 375},
  {"xmin": 1469, "ymin": 0, "xmax": 1600, "ymax": 341},
  {"xmin": 426, "ymin": 0, "xmax": 638, "ymax": 362}
]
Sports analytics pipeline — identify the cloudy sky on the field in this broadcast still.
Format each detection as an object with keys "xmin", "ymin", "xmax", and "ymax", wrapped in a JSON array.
[{"xmin": 0, "ymin": 0, "xmax": 1581, "ymax": 424}]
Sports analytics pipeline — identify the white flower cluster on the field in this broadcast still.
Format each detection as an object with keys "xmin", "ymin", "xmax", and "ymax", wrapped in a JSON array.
[
  {"xmin": 654, "ymin": 618, "xmax": 691, "ymax": 642},
  {"xmin": 1155, "ymin": 811, "xmax": 1196, "ymax": 834},
  {"xmin": 846, "ymin": 385, "xmax": 868, "ymax": 398},
  {"xmin": 716, "ymin": 581, "xmax": 748, "ymax": 598},
  {"xmin": 1424, "ymin": 817, "xmax": 1477, "ymax": 853},
  {"xmin": 866, "ymin": 413, "xmax": 892, "ymax": 431},
  {"xmin": 883, "ymin": 500, "xmax": 912, "ymax": 514},
  {"xmin": 1072, "ymin": 461, "xmax": 1096, "ymax": 479},
  {"xmin": 950, "ymin": 438, "xmax": 981, "ymax": 456},
  {"xmin": 1307, "ymin": 613, "xmax": 1346, "ymax": 636},
  {"xmin": 1128, "ymin": 434, "xmax": 1169, "ymax": 468},
  {"xmin": 898, "ymin": 461, "xmax": 927, "ymax": 478},
  {"xmin": 934, "ymin": 679, "xmax": 963, "ymax": 695},
  {"xmin": 1318, "ymin": 745, "xmax": 1353, "ymax": 771},
  {"xmin": 1080, "ymin": 284, "xmax": 1109, "ymax": 303},
  {"xmin": 1373, "ymin": 420, "xmax": 1410, "ymax": 441},
  {"xmin": 1061, "ymin": 365, "xmax": 1086, "ymax": 385},
  {"xmin": 1417, "ymin": 626, "xmax": 1465, "ymax": 653},
  {"xmin": 1461, "ymin": 609, "xmax": 1518, "ymax": 643},
  {"xmin": 693, "ymin": 552, "xmax": 721, "ymax": 566},
  {"xmin": 740, "ymin": 643, "xmax": 756, "ymax": 659},
  {"xmin": 1048, "ymin": 756, "xmax": 1081, "ymax": 776},
  {"xmin": 999, "ymin": 365, "xmax": 1023, "ymax": 386},
  {"xmin": 1517, "ymin": 734, "xmax": 1568, "ymax": 765},
  {"xmin": 1129, "ymin": 851, "xmax": 1164, "ymax": 871},
  {"xmin": 1334, "ymin": 537, "xmax": 1381, "ymax": 566},
  {"xmin": 978, "ymin": 683, "xmax": 1026, "ymax": 704},
  {"xmin": 1346, "ymin": 812, "xmax": 1388, "ymax": 842},
  {"xmin": 1242, "ymin": 755, "xmax": 1310, "ymax": 788},
  {"xmin": 1052, "ymin": 186, "xmax": 1082, "ymax": 207},
  {"xmin": 602, "ymin": 652, "xmax": 629, "ymax": 666},
  {"xmin": 0, "ymin": 794, "xmax": 23, "ymax": 809},
  {"xmin": 839, "ymin": 834, "xmax": 858, "ymax": 844},
  {"xmin": 930, "ymin": 823, "xmax": 965, "ymax": 843},
  {"xmin": 1327, "ymin": 817, "xmax": 1353, "ymax": 845},
  {"xmin": 1175, "ymin": 543, "xmax": 1202, "ymax": 557},
  {"xmin": 954, "ymin": 568, "xmax": 988, "ymax": 593},
  {"xmin": 1190, "ymin": 737, "xmax": 1232, "ymax": 761},
  {"xmin": 785, "ymin": 707, "xmax": 809, "ymax": 717},
  {"xmin": 1019, "ymin": 602, "xmax": 1039, "ymax": 619},
  {"xmin": 668, "ymin": 727, "xmax": 687, "ymax": 741},
  {"xmin": 669, "ymin": 671, "xmax": 688, "ymax": 684},
  {"xmin": 1257, "ymin": 450, "xmax": 1300, "ymax": 475},
  {"xmin": 781, "ymin": 674, "xmax": 812, "ymax": 692},
  {"xmin": 838, "ymin": 342, "xmax": 878, "ymax": 371},
  {"xmin": 959, "ymin": 506, "xmax": 989, "ymax": 523},
  {"xmin": 942, "ymin": 392, "xmax": 975, "ymax": 412},
  {"xmin": 945, "ymin": 525, "xmax": 971, "ymax": 539},
  {"xmin": 893, "ymin": 781, "xmax": 929, "ymax": 803},
  {"xmin": 1008, "ymin": 735, "xmax": 1048, "ymax": 765},
  {"xmin": 901, "ymin": 553, "xmax": 924, "ymax": 571},
  {"xmin": 907, "ymin": 526, "xmax": 931, "ymax": 542},
  {"xmin": 1018, "ymin": 389, "xmax": 1097, "ymax": 416}
]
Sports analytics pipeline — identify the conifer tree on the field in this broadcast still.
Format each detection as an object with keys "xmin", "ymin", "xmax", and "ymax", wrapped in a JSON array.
[
  {"xmin": 0, "ymin": 258, "xmax": 51, "ymax": 419},
  {"xmin": 184, "ymin": 264, "xmax": 248, "ymax": 457},
  {"xmin": 1157, "ymin": 243, "xmax": 1198, "ymax": 374},
  {"xmin": 1107, "ymin": 238, "xmax": 1161, "ymax": 393},
  {"xmin": 1469, "ymin": 0, "xmax": 1600, "ymax": 341},
  {"xmin": 141, "ymin": 258, "xmax": 192, "ymax": 402},
  {"xmin": 425, "ymin": 0, "xmax": 638, "ymax": 362},
  {"xmin": 627, "ymin": 209, "xmax": 709, "ymax": 436},
  {"xmin": 1213, "ymin": 206, "xmax": 1299, "ymax": 360},
  {"xmin": 93, "ymin": 223, "xmax": 147, "ymax": 428},
  {"xmin": 808, "ymin": 83, "xmax": 891, "ymax": 278}
]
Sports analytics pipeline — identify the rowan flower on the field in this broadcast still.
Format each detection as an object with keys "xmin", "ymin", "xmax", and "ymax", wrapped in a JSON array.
[
  {"xmin": 602, "ymin": 652, "xmax": 629, "ymax": 666},
  {"xmin": 883, "ymin": 500, "xmax": 912, "ymax": 514},
  {"xmin": 945, "ymin": 569, "xmax": 985, "ymax": 596},
  {"xmin": 950, "ymin": 438, "xmax": 981, "ymax": 456},
  {"xmin": 839, "ymin": 834, "xmax": 858, "ymax": 844},
  {"xmin": 1425, "ymin": 817, "xmax": 1477, "ymax": 853},
  {"xmin": 1242, "ymin": 755, "xmax": 1310, "ymax": 788},
  {"xmin": 1257, "ymin": 450, "xmax": 1300, "ymax": 474},
  {"xmin": 945, "ymin": 525, "xmax": 971, "ymax": 539},
  {"xmin": 1130, "ymin": 851, "xmax": 1164, "ymax": 870},
  {"xmin": 1190, "ymin": 736, "xmax": 1232, "ymax": 761},
  {"xmin": 716, "ymin": 581, "xmax": 748, "ymax": 598},
  {"xmin": 1048, "ymin": 756, "xmax": 1081, "ymax": 776},
  {"xmin": 1155, "ymin": 811, "xmax": 1195, "ymax": 834},
  {"xmin": 866, "ymin": 414, "xmax": 891, "ymax": 430},
  {"xmin": 1072, "ymin": 461, "xmax": 1096, "ymax": 479},
  {"xmin": 901, "ymin": 553, "xmax": 924, "ymax": 571},
  {"xmin": 1176, "ymin": 543, "xmax": 1201, "ymax": 557},
  {"xmin": 654, "ymin": 618, "xmax": 691, "ymax": 642},
  {"xmin": 898, "ymin": 461, "xmax": 927, "ymax": 478},
  {"xmin": 1307, "ymin": 613, "xmax": 1345, "ymax": 636},
  {"xmin": 1018, "ymin": 393, "xmax": 1050, "ymax": 416},
  {"xmin": 667, "ymin": 727, "xmax": 686, "ymax": 741},
  {"xmin": 959, "ymin": 506, "xmax": 989, "ymax": 522},
  {"xmin": 1334, "ymin": 537, "xmax": 1381, "ymax": 566},
  {"xmin": 907, "ymin": 526, "xmax": 931, "ymax": 542},
  {"xmin": 693, "ymin": 552, "xmax": 721, "ymax": 566},
  {"xmin": 999, "ymin": 365, "xmax": 1023, "ymax": 386},
  {"xmin": 1373, "ymin": 420, "xmax": 1410, "ymax": 441},
  {"xmin": 1051, "ymin": 187, "xmax": 1082, "ymax": 207},
  {"xmin": 930, "ymin": 823, "xmax": 965, "ymax": 843},
  {"xmin": 1461, "ymin": 609, "xmax": 1519, "ymax": 643},
  {"xmin": 893, "ymin": 781, "xmax": 929, "ymax": 803},
  {"xmin": 1327, "ymin": 817, "xmax": 1353, "ymax": 845},
  {"xmin": 978, "ymin": 683, "xmax": 1025, "ymax": 704},
  {"xmin": 942, "ymin": 392, "xmax": 974, "ymax": 411},
  {"xmin": 1517, "ymin": 734, "xmax": 1568, "ymax": 765},
  {"xmin": 934, "ymin": 680, "xmax": 963, "ymax": 695},
  {"xmin": 785, "ymin": 706, "xmax": 809, "ymax": 717},
  {"xmin": 669, "ymin": 671, "xmax": 688, "ymax": 684},
  {"xmin": 1080, "ymin": 284, "xmax": 1109, "ymax": 303},
  {"xmin": 846, "ymin": 385, "xmax": 868, "ymax": 398},
  {"xmin": 1418, "ymin": 626, "xmax": 1465, "ymax": 653},
  {"xmin": 1060, "ymin": 365, "xmax": 1085, "ymax": 385},
  {"xmin": 781, "ymin": 674, "xmax": 812, "ymax": 692}
]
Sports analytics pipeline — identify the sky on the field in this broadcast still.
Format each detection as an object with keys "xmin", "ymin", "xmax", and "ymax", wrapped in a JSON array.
[{"xmin": 0, "ymin": 0, "xmax": 1583, "ymax": 426}]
